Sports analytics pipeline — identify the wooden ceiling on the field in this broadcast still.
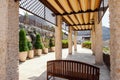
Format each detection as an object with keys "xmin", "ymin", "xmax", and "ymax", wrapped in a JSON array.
[{"xmin": 40, "ymin": 0, "xmax": 101, "ymax": 31}]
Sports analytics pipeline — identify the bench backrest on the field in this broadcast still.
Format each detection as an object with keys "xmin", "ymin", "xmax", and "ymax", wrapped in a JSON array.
[{"xmin": 47, "ymin": 60, "xmax": 100, "ymax": 80}]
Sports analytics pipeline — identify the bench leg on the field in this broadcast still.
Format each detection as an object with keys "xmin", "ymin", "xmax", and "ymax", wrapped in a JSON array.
[
  {"xmin": 47, "ymin": 75, "xmax": 55, "ymax": 80},
  {"xmin": 53, "ymin": 77, "xmax": 55, "ymax": 80},
  {"xmin": 47, "ymin": 75, "xmax": 49, "ymax": 80}
]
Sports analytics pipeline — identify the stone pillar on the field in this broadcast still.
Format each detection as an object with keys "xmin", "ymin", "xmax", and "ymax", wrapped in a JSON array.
[
  {"xmin": 68, "ymin": 26, "xmax": 73, "ymax": 55},
  {"xmin": 55, "ymin": 15, "xmax": 62, "ymax": 59},
  {"xmin": 91, "ymin": 27, "xmax": 96, "ymax": 54},
  {"xmin": 74, "ymin": 31, "xmax": 77, "ymax": 51},
  {"xmin": 94, "ymin": 12, "xmax": 103, "ymax": 65},
  {"xmin": 0, "ymin": 0, "xmax": 19, "ymax": 80},
  {"xmin": 109, "ymin": 0, "xmax": 120, "ymax": 79},
  {"xmin": 91, "ymin": 31, "xmax": 93, "ymax": 50}
]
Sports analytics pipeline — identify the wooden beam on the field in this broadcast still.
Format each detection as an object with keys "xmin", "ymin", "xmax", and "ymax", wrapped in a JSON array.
[
  {"xmin": 68, "ymin": 15, "xmax": 75, "ymax": 24},
  {"xmin": 56, "ymin": 7, "xmax": 108, "ymax": 16},
  {"xmin": 67, "ymin": 0, "xmax": 80, "ymax": 24},
  {"xmin": 39, "ymin": 0, "xmax": 59, "ymax": 14},
  {"xmin": 98, "ymin": 6, "xmax": 109, "ymax": 23},
  {"xmin": 69, "ymin": 23, "xmax": 94, "ymax": 26},
  {"xmin": 57, "ymin": 9, "xmax": 98, "ymax": 15},
  {"xmin": 54, "ymin": 0, "xmax": 66, "ymax": 12},
  {"xmin": 73, "ymin": 29, "xmax": 92, "ymax": 31}
]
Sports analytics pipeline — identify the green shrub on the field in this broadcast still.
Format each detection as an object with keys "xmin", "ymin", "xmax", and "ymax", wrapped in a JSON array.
[
  {"xmin": 27, "ymin": 41, "xmax": 32, "ymax": 50},
  {"xmin": 49, "ymin": 38, "xmax": 55, "ymax": 48},
  {"xmin": 19, "ymin": 29, "xmax": 28, "ymax": 52},
  {"xmin": 82, "ymin": 41, "xmax": 91, "ymax": 49},
  {"xmin": 34, "ymin": 34, "xmax": 43, "ymax": 49},
  {"xmin": 103, "ymin": 47, "xmax": 110, "ymax": 54},
  {"xmin": 62, "ymin": 39, "xmax": 68, "ymax": 48}
]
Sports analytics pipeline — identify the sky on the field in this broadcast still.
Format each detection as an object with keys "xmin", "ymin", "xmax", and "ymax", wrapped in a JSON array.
[
  {"xmin": 19, "ymin": 8, "xmax": 110, "ymax": 28},
  {"xmin": 102, "ymin": 9, "xmax": 110, "ymax": 27},
  {"xmin": 19, "ymin": 8, "xmax": 32, "ymax": 15}
]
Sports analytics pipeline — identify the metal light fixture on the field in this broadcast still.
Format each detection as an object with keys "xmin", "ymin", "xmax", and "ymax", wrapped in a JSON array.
[
  {"xmin": 51, "ymin": 13, "xmax": 55, "ymax": 17},
  {"xmin": 14, "ymin": 0, "xmax": 17, "ymax": 2},
  {"xmin": 14, "ymin": 0, "xmax": 20, "ymax": 2}
]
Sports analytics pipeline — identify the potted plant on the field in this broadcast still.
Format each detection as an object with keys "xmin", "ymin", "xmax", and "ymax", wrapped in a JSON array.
[
  {"xmin": 19, "ymin": 29, "xmax": 28, "ymax": 62},
  {"xmin": 49, "ymin": 38, "xmax": 55, "ymax": 52},
  {"xmin": 34, "ymin": 34, "xmax": 43, "ymax": 56},
  {"xmin": 27, "ymin": 41, "xmax": 34, "ymax": 59},
  {"xmin": 43, "ymin": 38, "xmax": 49, "ymax": 54}
]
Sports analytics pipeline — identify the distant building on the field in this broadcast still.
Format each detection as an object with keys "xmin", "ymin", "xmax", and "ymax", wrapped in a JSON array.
[{"xmin": 78, "ymin": 30, "xmax": 91, "ymax": 42}]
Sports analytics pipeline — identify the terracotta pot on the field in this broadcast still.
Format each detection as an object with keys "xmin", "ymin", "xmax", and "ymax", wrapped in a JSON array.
[
  {"xmin": 19, "ymin": 51, "xmax": 28, "ymax": 62},
  {"xmin": 28, "ymin": 50, "xmax": 34, "ymax": 59},
  {"xmin": 51, "ymin": 47, "xmax": 55, "ymax": 52},
  {"xmin": 34, "ymin": 49, "xmax": 42, "ymax": 56},
  {"xmin": 43, "ymin": 48, "xmax": 48, "ymax": 54}
]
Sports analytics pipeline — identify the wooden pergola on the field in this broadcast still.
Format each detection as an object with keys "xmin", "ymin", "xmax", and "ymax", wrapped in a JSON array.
[{"xmin": 40, "ymin": 0, "xmax": 108, "ymax": 31}]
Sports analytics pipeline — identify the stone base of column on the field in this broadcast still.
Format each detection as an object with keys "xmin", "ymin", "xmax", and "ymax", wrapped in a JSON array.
[
  {"xmin": 69, "ymin": 53, "xmax": 72, "ymax": 55},
  {"xmin": 95, "ymin": 62, "xmax": 104, "ymax": 65},
  {"xmin": 92, "ymin": 52, "xmax": 95, "ymax": 55},
  {"xmin": 74, "ymin": 49, "xmax": 77, "ymax": 51}
]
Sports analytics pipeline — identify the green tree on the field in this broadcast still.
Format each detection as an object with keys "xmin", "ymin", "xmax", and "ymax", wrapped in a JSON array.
[
  {"xmin": 19, "ymin": 29, "xmax": 28, "ymax": 52},
  {"xmin": 27, "ymin": 41, "xmax": 32, "ymax": 50},
  {"xmin": 49, "ymin": 38, "xmax": 55, "ymax": 48},
  {"xmin": 34, "ymin": 34, "xmax": 43, "ymax": 49},
  {"xmin": 24, "ymin": 12, "xmax": 29, "ymax": 24}
]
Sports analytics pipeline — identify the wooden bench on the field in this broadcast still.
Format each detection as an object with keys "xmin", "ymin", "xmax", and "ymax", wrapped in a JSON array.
[{"xmin": 47, "ymin": 60, "xmax": 100, "ymax": 80}]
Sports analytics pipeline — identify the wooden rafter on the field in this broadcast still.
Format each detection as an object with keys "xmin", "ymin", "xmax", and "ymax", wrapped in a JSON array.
[
  {"xmin": 69, "ymin": 23, "xmax": 94, "ymax": 26},
  {"xmin": 74, "ymin": 29, "xmax": 92, "ymax": 31},
  {"xmin": 39, "ymin": 0, "xmax": 59, "ymax": 14},
  {"xmin": 56, "ymin": 9, "xmax": 98, "ymax": 15},
  {"xmin": 67, "ymin": 0, "xmax": 80, "ymax": 24}
]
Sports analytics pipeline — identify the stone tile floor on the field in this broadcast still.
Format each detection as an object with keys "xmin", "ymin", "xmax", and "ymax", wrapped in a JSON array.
[{"xmin": 19, "ymin": 45, "xmax": 110, "ymax": 80}]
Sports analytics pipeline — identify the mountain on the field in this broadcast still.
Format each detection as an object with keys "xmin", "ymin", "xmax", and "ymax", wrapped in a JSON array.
[
  {"xmin": 19, "ymin": 15, "xmax": 47, "ymax": 26},
  {"xmin": 77, "ymin": 26, "xmax": 110, "ymax": 43},
  {"xmin": 102, "ymin": 26, "xmax": 110, "ymax": 41}
]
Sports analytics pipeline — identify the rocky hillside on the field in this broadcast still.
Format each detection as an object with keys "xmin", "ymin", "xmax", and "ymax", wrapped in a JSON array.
[{"xmin": 102, "ymin": 26, "xmax": 110, "ymax": 41}]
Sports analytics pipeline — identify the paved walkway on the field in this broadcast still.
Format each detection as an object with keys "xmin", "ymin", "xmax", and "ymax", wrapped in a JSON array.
[{"xmin": 19, "ymin": 45, "xmax": 110, "ymax": 80}]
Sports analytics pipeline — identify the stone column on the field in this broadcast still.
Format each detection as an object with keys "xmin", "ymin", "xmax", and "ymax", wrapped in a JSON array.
[
  {"xmin": 91, "ymin": 31, "xmax": 93, "ymax": 50},
  {"xmin": 91, "ymin": 27, "xmax": 96, "ymax": 54},
  {"xmin": 68, "ymin": 26, "xmax": 73, "ymax": 55},
  {"xmin": 0, "ymin": 0, "xmax": 19, "ymax": 80},
  {"xmin": 55, "ymin": 15, "xmax": 62, "ymax": 59},
  {"xmin": 94, "ymin": 12, "xmax": 103, "ymax": 65},
  {"xmin": 74, "ymin": 31, "xmax": 77, "ymax": 51},
  {"xmin": 109, "ymin": 0, "xmax": 120, "ymax": 79}
]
